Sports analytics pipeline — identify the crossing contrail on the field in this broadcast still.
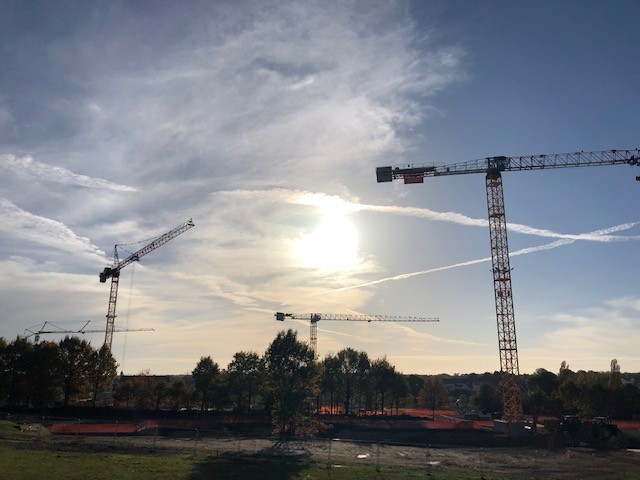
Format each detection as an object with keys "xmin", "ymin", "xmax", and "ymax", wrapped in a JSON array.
[{"xmin": 327, "ymin": 221, "xmax": 637, "ymax": 292}]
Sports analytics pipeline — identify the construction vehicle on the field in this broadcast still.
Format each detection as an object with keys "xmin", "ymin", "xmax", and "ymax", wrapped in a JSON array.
[
  {"xmin": 99, "ymin": 219, "xmax": 195, "ymax": 349},
  {"xmin": 275, "ymin": 311, "xmax": 439, "ymax": 353},
  {"xmin": 377, "ymin": 149, "xmax": 640, "ymax": 420}
]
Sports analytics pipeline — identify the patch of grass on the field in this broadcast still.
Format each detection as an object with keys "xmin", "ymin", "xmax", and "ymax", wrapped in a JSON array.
[{"xmin": 0, "ymin": 439, "xmax": 477, "ymax": 480}]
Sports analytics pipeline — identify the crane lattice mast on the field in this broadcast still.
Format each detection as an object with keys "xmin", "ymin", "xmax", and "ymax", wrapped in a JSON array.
[
  {"xmin": 99, "ymin": 218, "xmax": 195, "ymax": 349},
  {"xmin": 275, "ymin": 311, "xmax": 439, "ymax": 354},
  {"xmin": 376, "ymin": 148, "xmax": 639, "ymax": 420}
]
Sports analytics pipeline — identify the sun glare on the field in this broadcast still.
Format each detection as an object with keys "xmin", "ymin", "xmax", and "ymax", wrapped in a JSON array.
[{"xmin": 296, "ymin": 214, "xmax": 359, "ymax": 271}]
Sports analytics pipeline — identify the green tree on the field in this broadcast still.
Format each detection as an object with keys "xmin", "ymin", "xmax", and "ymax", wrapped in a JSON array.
[
  {"xmin": 58, "ymin": 336, "xmax": 93, "ymax": 406},
  {"xmin": 227, "ymin": 351, "xmax": 262, "ymax": 413},
  {"xmin": 192, "ymin": 356, "xmax": 220, "ymax": 412},
  {"xmin": 87, "ymin": 344, "xmax": 118, "ymax": 407},
  {"xmin": 263, "ymin": 329, "xmax": 317, "ymax": 435},
  {"xmin": 419, "ymin": 376, "xmax": 450, "ymax": 419}
]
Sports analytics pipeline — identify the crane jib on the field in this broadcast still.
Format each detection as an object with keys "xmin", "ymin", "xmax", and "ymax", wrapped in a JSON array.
[{"xmin": 376, "ymin": 149, "xmax": 640, "ymax": 182}]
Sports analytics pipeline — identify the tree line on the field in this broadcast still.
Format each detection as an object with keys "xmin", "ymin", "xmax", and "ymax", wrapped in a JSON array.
[
  {"xmin": 2, "ymin": 331, "xmax": 639, "ymax": 435},
  {"xmin": 0, "ymin": 336, "xmax": 117, "ymax": 408}
]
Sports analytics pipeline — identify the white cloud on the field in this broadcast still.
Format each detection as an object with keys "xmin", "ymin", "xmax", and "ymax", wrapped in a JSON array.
[
  {"xmin": 0, "ymin": 197, "xmax": 105, "ymax": 261},
  {"xmin": 0, "ymin": 154, "xmax": 137, "ymax": 191}
]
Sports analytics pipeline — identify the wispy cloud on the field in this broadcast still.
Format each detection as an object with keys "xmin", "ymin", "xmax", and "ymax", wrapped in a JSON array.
[
  {"xmin": 0, "ymin": 197, "xmax": 105, "ymax": 260},
  {"xmin": 0, "ymin": 155, "xmax": 137, "ymax": 191}
]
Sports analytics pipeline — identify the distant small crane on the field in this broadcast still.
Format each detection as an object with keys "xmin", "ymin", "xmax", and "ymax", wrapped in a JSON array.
[
  {"xmin": 275, "ymin": 311, "xmax": 439, "ymax": 353},
  {"xmin": 23, "ymin": 321, "xmax": 153, "ymax": 343},
  {"xmin": 99, "ymin": 219, "xmax": 195, "ymax": 349}
]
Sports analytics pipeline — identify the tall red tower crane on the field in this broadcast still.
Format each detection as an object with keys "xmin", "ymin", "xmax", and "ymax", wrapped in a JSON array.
[
  {"xmin": 275, "ymin": 311, "xmax": 439, "ymax": 353},
  {"xmin": 376, "ymin": 149, "xmax": 640, "ymax": 420},
  {"xmin": 99, "ymin": 218, "xmax": 195, "ymax": 349}
]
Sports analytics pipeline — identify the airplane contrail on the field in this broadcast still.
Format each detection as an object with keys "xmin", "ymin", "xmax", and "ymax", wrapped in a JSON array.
[
  {"xmin": 327, "ymin": 221, "xmax": 637, "ymax": 292},
  {"xmin": 213, "ymin": 188, "xmax": 640, "ymax": 242}
]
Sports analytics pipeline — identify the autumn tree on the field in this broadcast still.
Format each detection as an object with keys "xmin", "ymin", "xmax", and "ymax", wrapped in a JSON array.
[{"xmin": 263, "ymin": 330, "xmax": 317, "ymax": 435}]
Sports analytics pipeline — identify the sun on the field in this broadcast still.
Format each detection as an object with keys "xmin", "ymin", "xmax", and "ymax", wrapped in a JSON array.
[{"xmin": 296, "ymin": 214, "xmax": 359, "ymax": 271}]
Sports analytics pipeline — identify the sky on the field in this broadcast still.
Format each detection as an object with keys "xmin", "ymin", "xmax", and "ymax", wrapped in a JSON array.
[{"xmin": 1, "ymin": 0, "xmax": 639, "ymax": 376}]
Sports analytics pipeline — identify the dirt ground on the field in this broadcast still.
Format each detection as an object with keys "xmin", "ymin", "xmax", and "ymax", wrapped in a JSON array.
[{"xmin": 56, "ymin": 431, "xmax": 639, "ymax": 479}]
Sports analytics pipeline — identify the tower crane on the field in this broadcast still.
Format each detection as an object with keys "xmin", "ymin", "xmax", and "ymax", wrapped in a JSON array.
[
  {"xmin": 275, "ymin": 311, "xmax": 439, "ymax": 353},
  {"xmin": 376, "ymin": 148, "xmax": 640, "ymax": 420},
  {"xmin": 24, "ymin": 321, "xmax": 153, "ymax": 343},
  {"xmin": 99, "ymin": 218, "xmax": 195, "ymax": 349}
]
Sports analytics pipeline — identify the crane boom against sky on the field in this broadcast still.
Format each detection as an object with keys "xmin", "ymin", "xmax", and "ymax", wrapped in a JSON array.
[
  {"xmin": 24, "ymin": 321, "xmax": 153, "ymax": 343},
  {"xmin": 275, "ymin": 311, "xmax": 439, "ymax": 354},
  {"xmin": 376, "ymin": 149, "xmax": 639, "ymax": 421},
  {"xmin": 99, "ymin": 219, "xmax": 195, "ymax": 349}
]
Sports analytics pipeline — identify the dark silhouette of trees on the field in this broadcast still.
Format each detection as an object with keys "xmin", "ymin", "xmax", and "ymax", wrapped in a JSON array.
[
  {"xmin": 167, "ymin": 380, "xmax": 186, "ymax": 410},
  {"xmin": 472, "ymin": 383, "xmax": 502, "ymax": 415},
  {"xmin": 30, "ymin": 341, "xmax": 62, "ymax": 408},
  {"xmin": 226, "ymin": 351, "xmax": 262, "ymax": 413},
  {"xmin": 406, "ymin": 374, "xmax": 424, "ymax": 408},
  {"xmin": 419, "ymin": 376, "xmax": 450, "ymax": 419},
  {"xmin": 87, "ymin": 344, "xmax": 118, "ymax": 407},
  {"xmin": 58, "ymin": 336, "xmax": 93, "ymax": 407},
  {"xmin": 4, "ymin": 337, "xmax": 34, "ymax": 406},
  {"xmin": 371, "ymin": 356, "xmax": 396, "ymax": 415},
  {"xmin": 263, "ymin": 329, "xmax": 317, "ymax": 435},
  {"xmin": 319, "ymin": 354, "xmax": 341, "ymax": 414},
  {"xmin": 192, "ymin": 356, "xmax": 220, "ymax": 412},
  {"xmin": 336, "ymin": 348, "xmax": 370, "ymax": 415}
]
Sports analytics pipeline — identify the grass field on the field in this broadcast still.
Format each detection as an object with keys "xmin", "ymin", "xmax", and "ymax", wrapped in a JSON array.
[
  {"xmin": 0, "ymin": 441, "xmax": 475, "ymax": 480},
  {"xmin": 2, "ymin": 419, "xmax": 640, "ymax": 479}
]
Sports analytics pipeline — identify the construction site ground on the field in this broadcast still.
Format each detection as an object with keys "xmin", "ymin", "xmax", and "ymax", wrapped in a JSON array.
[{"xmin": 6, "ymin": 410, "xmax": 640, "ymax": 479}]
